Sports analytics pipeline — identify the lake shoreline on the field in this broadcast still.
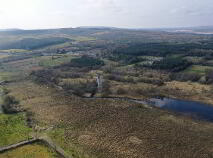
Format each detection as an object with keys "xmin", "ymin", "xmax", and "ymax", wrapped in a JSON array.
[{"xmin": 83, "ymin": 95, "xmax": 213, "ymax": 123}]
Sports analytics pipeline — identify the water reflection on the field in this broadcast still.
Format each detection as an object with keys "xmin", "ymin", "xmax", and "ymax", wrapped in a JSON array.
[{"xmin": 150, "ymin": 97, "xmax": 213, "ymax": 122}]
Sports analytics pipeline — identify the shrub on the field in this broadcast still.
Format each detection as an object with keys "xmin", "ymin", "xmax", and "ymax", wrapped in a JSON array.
[
  {"xmin": 2, "ymin": 88, "xmax": 10, "ymax": 95},
  {"xmin": 26, "ymin": 111, "xmax": 35, "ymax": 128},
  {"xmin": 206, "ymin": 70, "xmax": 213, "ymax": 84},
  {"xmin": 137, "ymin": 78, "xmax": 164, "ymax": 86},
  {"xmin": 103, "ymin": 66, "xmax": 113, "ymax": 73},
  {"xmin": 135, "ymin": 87, "xmax": 156, "ymax": 96},
  {"xmin": 170, "ymin": 72, "xmax": 201, "ymax": 82},
  {"xmin": 152, "ymin": 57, "xmax": 191, "ymax": 72},
  {"xmin": 2, "ymin": 95, "xmax": 20, "ymax": 114},
  {"xmin": 116, "ymin": 88, "xmax": 127, "ymax": 95},
  {"xmin": 31, "ymin": 69, "xmax": 59, "ymax": 85},
  {"xmin": 106, "ymin": 74, "xmax": 135, "ymax": 83},
  {"xmin": 61, "ymin": 72, "xmax": 83, "ymax": 79},
  {"xmin": 69, "ymin": 55, "xmax": 104, "ymax": 68},
  {"xmin": 101, "ymin": 80, "xmax": 111, "ymax": 97},
  {"xmin": 125, "ymin": 77, "xmax": 135, "ymax": 83},
  {"xmin": 62, "ymin": 80, "xmax": 97, "ymax": 97}
]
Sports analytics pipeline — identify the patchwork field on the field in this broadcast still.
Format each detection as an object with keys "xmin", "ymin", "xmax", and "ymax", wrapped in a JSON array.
[
  {"xmin": 1, "ymin": 27, "xmax": 213, "ymax": 158},
  {"xmin": 3, "ymin": 79, "xmax": 213, "ymax": 158},
  {"xmin": 0, "ymin": 54, "xmax": 10, "ymax": 59},
  {"xmin": 38, "ymin": 55, "xmax": 76, "ymax": 68},
  {"xmin": 185, "ymin": 65, "xmax": 213, "ymax": 75},
  {"xmin": 0, "ymin": 143, "xmax": 59, "ymax": 158},
  {"xmin": 0, "ymin": 49, "xmax": 29, "ymax": 53},
  {"xmin": 0, "ymin": 114, "xmax": 32, "ymax": 147}
]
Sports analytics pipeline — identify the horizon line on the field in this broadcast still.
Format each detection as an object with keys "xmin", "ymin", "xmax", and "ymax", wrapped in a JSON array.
[{"xmin": 1, "ymin": 25, "xmax": 213, "ymax": 31}]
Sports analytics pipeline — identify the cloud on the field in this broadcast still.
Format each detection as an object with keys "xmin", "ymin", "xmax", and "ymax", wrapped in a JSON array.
[
  {"xmin": 185, "ymin": 9, "xmax": 202, "ymax": 16},
  {"xmin": 169, "ymin": 5, "xmax": 213, "ymax": 17},
  {"xmin": 84, "ymin": 0, "xmax": 123, "ymax": 13},
  {"xmin": 0, "ymin": 0, "xmax": 213, "ymax": 29}
]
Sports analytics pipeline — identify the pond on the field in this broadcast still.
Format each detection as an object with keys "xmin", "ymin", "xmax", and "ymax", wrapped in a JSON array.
[
  {"xmin": 147, "ymin": 97, "xmax": 213, "ymax": 122},
  {"xmin": 91, "ymin": 96, "xmax": 213, "ymax": 122}
]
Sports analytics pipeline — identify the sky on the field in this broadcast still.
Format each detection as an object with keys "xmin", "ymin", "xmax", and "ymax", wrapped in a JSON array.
[{"xmin": 0, "ymin": 0, "xmax": 213, "ymax": 29}]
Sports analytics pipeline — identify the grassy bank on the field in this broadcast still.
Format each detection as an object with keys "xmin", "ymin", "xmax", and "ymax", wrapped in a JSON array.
[
  {"xmin": 0, "ymin": 143, "xmax": 59, "ymax": 158},
  {"xmin": 0, "ymin": 114, "xmax": 32, "ymax": 147}
]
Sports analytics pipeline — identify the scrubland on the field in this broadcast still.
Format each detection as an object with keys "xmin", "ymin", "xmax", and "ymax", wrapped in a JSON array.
[{"xmin": 0, "ymin": 28, "xmax": 213, "ymax": 157}]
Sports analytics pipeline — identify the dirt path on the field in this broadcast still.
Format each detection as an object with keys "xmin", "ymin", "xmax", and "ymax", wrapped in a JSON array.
[{"xmin": 0, "ymin": 136, "xmax": 72, "ymax": 158}]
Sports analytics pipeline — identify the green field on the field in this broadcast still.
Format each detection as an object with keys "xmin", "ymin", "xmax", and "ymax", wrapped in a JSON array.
[
  {"xmin": 39, "ymin": 55, "xmax": 76, "ymax": 67},
  {"xmin": 184, "ymin": 56, "xmax": 204, "ymax": 64},
  {"xmin": 0, "ymin": 113, "xmax": 32, "ymax": 147},
  {"xmin": 0, "ymin": 71, "xmax": 17, "ymax": 81},
  {"xmin": 0, "ymin": 49, "xmax": 29, "ymax": 53},
  {"xmin": 184, "ymin": 65, "xmax": 213, "ymax": 75},
  {"xmin": 0, "ymin": 143, "xmax": 59, "ymax": 158}
]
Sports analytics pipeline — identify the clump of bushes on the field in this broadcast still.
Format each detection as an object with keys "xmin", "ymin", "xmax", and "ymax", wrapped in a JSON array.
[
  {"xmin": 107, "ymin": 53, "xmax": 145, "ymax": 65},
  {"xmin": 60, "ymin": 72, "xmax": 83, "ymax": 79},
  {"xmin": 2, "ymin": 95, "xmax": 20, "ymax": 114},
  {"xmin": 62, "ymin": 80, "xmax": 97, "ymax": 97},
  {"xmin": 170, "ymin": 72, "xmax": 202, "ymax": 82},
  {"xmin": 116, "ymin": 88, "xmax": 127, "ymax": 95},
  {"xmin": 170, "ymin": 70, "xmax": 213, "ymax": 84},
  {"xmin": 26, "ymin": 111, "xmax": 35, "ymax": 128},
  {"xmin": 206, "ymin": 70, "xmax": 213, "ymax": 84},
  {"xmin": 101, "ymin": 80, "xmax": 111, "ymax": 97},
  {"xmin": 31, "ymin": 69, "xmax": 59, "ymax": 85},
  {"xmin": 69, "ymin": 55, "xmax": 104, "ymax": 69},
  {"xmin": 135, "ymin": 87, "xmax": 157, "ymax": 96},
  {"xmin": 152, "ymin": 57, "xmax": 191, "ymax": 72},
  {"xmin": 106, "ymin": 74, "xmax": 135, "ymax": 83},
  {"xmin": 137, "ymin": 78, "xmax": 164, "ymax": 86},
  {"xmin": 2, "ymin": 88, "xmax": 10, "ymax": 95}
]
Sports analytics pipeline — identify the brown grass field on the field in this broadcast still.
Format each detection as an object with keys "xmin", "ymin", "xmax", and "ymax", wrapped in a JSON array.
[
  {"xmin": 5, "ymin": 79, "xmax": 213, "ymax": 158},
  {"xmin": 1, "ymin": 28, "xmax": 213, "ymax": 158},
  {"xmin": 0, "ymin": 51, "xmax": 213, "ymax": 158}
]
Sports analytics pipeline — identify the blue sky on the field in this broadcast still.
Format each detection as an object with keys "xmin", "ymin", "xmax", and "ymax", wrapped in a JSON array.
[{"xmin": 0, "ymin": 0, "xmax": 212, "ymax": 29}]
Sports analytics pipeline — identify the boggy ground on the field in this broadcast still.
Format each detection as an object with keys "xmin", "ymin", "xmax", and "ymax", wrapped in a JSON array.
[
  {"xmin": 6, "ymin": 80, "xmax": 213, "ymax": 158},
  {"xmin": 1, "ymin": 27, "xmax": 213, "ymax": 158}
]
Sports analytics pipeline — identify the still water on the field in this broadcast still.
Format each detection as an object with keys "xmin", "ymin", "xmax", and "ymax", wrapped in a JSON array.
[
  {"xmin": 93, "ymin": 96, "xmax": 213, "ymax": 122},
  {"xmin": 149, "ymin": 97, "xmax": 213, "ymax": 122}
]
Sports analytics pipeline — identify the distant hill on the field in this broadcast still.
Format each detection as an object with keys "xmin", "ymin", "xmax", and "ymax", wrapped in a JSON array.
[
  {"xmin": 0, "ymin": 26, "xmax": 213, "ymax": 51},
  {"xmin": 0, "ymin": 28, "xmax": 22, "ymax": 32},
  {"xmin": 77, "ymin": 26, "xmax": 118, "ymax": 29},
  {"xmin": 163, "ymin": 26, "xmax": 213, "ymax": 35}
]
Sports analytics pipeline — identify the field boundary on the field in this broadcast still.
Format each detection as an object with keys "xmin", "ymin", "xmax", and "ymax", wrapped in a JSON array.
[
  {"xmin": 0, "ymin": 137, "xmax": 72, "ymax": 158},
  {"xmin": 0, "ymin": 138, "xmax": 38, "ymax": 153}
]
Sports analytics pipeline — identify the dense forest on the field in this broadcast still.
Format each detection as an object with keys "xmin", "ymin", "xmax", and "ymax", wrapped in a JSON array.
[{"xmin": 0, "ymin": 37, "xmax": 70, "ymax": 50}]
